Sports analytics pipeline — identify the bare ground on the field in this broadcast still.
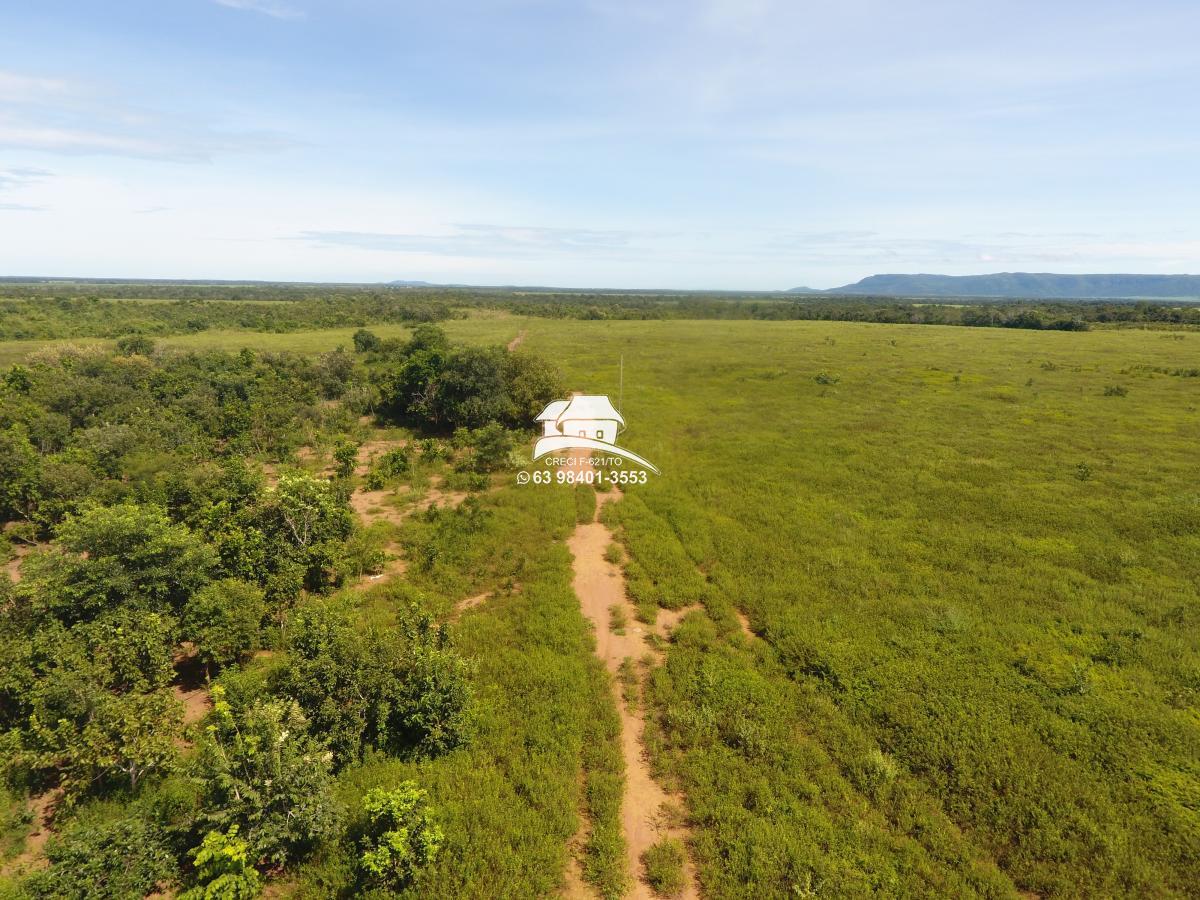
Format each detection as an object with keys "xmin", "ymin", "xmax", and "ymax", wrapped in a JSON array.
[
  {"xmin": 348, "ymin": 475, "xmax": 468, "ymax": 591},
  {"xmin": 507, "ymin": 329, "xmax": 527, "ymax": 351},
  {"xmin": 0, "ymin": 789, "xmax": 61, "ymax": 877},
  {"xmin": 354, "ymin": 438, "xmax": 408, "ymax": 476},
  {"xmin": 451, "ymin": 590, "xmax": 493, "ymax": 620},
  {"xmin": 567, "ymin": 470, "xmax": 699, "ymax": 900},
  {"xmin": 4, "ymin": 542, "xmax": 37, "ymax": 584},
  {"xmin": 175, "ymin": 685, "xmax": 212, "ymax": 728}
]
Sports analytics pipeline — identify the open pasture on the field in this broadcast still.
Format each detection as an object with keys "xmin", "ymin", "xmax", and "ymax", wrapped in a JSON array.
[{"xmin": 515, "ymin": 318, "xmax": 1200, "ymax": 897}]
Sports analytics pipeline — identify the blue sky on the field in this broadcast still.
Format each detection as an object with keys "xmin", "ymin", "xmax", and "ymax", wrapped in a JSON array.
[{"xmin": 1, "ymin": 0, "xmax": 1198, "ymax": 289}]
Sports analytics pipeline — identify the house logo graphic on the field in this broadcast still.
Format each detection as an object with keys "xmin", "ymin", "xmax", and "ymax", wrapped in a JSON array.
[{"xmin": 533, "ymin": 394, "xmax": 659, "ymax": 473}]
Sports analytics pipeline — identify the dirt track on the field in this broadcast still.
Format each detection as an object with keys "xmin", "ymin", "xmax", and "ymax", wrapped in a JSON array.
[{"xmin": 567, "ymin": 466, "xmax": 698, "ymax": 899}]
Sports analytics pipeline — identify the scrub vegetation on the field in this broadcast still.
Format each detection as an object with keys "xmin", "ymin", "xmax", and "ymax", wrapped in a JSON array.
[{"xmin": 0, "ymin": 290, "xmax": 1197, "ymax": 898}]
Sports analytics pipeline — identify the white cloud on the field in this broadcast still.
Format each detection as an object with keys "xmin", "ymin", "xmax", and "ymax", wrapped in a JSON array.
[
  {"xmin": 212, "ymin": 0, "xmax": 305, "ymax": 20},
  {"xmin": 300, "ymin": 224, "xmax": 637, "ymax": 258},
  {"xmin": 0, "ymin": 70, "xmax": 71, "ymax": 103},
  {"xmin": 0, "ymin": 166, "xmax": 52, "ymax": 191},
  {"xmin": 0, "ymin": 69, "xmax": 297, "ymax": 161}
]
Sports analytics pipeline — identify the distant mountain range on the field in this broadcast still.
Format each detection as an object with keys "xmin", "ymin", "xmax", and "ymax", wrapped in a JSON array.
[{"xmin": 790, "ymin": 273, "xmax": 1200, "ymax": 299}]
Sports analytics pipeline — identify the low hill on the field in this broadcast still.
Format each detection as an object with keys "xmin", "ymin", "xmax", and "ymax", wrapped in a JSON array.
[{"xmin": 795, "ymin": 273, "xmax": 1200, "ymax": 299}]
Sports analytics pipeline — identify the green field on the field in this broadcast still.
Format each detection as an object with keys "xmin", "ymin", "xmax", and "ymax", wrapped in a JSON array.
[
  {"xmin": 1, "ymin": 316, "xmax": 1197, "ymax": 897},
  {"xmin": 531, "ymin": 319, "xmax": 1200, "ymax": 897}
]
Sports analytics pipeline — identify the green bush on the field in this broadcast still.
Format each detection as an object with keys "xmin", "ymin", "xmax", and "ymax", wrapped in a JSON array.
[
  {"xmin": 357, "ymin": 784, "xmax": 443, "ymax": 892},
  {"xmin": 179, "ymin": 826, "xmax": 262, "ymax": 900},
  {"xmin": 641, "ymin": 837, "xmax": 686, "ymax": 897},
  {"xmin": 193, "ymin": 688, "xmax": 342, "ymax": 867},
  {"xmin": 274, "ymin": 601, "xmax": 472, "ymax": 764},
  {"xmin": 23, "ymin": 817, "xmax": 178, "ymax": 899},
  {"xmin": 182, "ymin": 579, "xmax": 265, "ymax": 673}
]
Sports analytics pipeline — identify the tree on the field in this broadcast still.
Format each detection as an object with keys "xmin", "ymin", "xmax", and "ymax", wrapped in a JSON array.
[
  {"xmin": 275, "ymin": 603, "xmax": 472, "ymax": 765},
  {"xmin": 461, "ymin": 423, "xmax": 514, "ymax": 473},
  {"xmin": 194, "ymin": 687, "xmax": 342, "ymax": 867},
  {"xmin": 78, "ymin": 608, "xmax": 178, "ymax": 692},
  {"xmin": 430, "ymin": 346, "xmax": 514, "ymax": 427},
  {"xmin": 251, "ymin": 473, "xmax": 354, "ymax": 592},
  {"xmin": 274, "ymin": 600, "xmax": 400, "ymax": 765},
  {"xmin": 183, "ymin": 579, "xmax": 265, "ymax": 674},
  {"xmin": 28, "ymin": 688, "xmax": 183, "ymax": 799},
  {"xmin": 179, "ymin": 826, "xmax": 262, "ymax": 900},
  {"xmin": 352, "ymin": 328, "xmax": 381, "ymax": 353},
  {"xmin": 0, "ymin": 423, "xmax": 40, "ymax": 521},
  {"xmin": 259, "ymin": 474, "xmax": 352, "ymax": 552},
  {"xmin": 406, "ymin": 323, "xmax": 449, "ymax": 354},
  {"xmin": 503, "ymin": 351, "xmax": 564, "ymax": 422},
  {"xmin": 358, "ymin": 784, "xmax": 443, "ymax": 892},
  {"xmin": 23, "ymin": 502, "xmax": 216, "ymax": 624}
]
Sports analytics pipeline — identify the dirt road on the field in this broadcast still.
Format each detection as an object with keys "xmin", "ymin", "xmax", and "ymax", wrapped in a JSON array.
[{"xmin": 567, "ymin": 463, "xmax": 698, "ymax": 899}]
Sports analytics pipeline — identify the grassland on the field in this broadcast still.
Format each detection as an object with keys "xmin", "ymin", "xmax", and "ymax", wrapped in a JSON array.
[
  {"xmin": 534, "ymin": 319, "xmax": 1199, "ymax": 898},
  {"xmin": 1, "ymin": 315, "xmax": 1196, "ymax": 897}
]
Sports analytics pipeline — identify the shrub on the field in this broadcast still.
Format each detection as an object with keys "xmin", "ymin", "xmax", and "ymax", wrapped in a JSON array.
[
  {"xmin": 115, "ymin": 334, "xmax": 156, "ymax": 356},
  {"xmin": 352, "ymin": 329, "xmax": 381, "ymax": 353},
  {"xmin": 179, "ymin": 826, "xmax": 262, "ymax": 900},
  {"xmin": 23, "ymin": 817, "xmax": 178, "ymax": 899},
  {"xmin": 183, "ymin": 579, "xmax": 265, "ymax": 673},
  {"xmin": 193, "ymin": 688, "xmax": 342, "ymax": 867},
  {"xmin": 609, "ymin": 604, "xmax": 628, "ymax": 635},
  {"xmin": 1103, "ymin": 384, "xmax": 1128, "ymax": 396},
  {"xmin": 333, "ymin": 440, "xmax": 359, "ymax": 479},
  {"xmin": 641, "ymin": 837, "xmax": 686, "ymax": 897},
  {"xmin": 364, "ymin": 447, "xmax": 410, "ymax": 489},
  {"xmin": 814, "ymin": 371, "xmax": 840, "ymax": 385},
  {"xmin": 357, "ymin": 784, "xmax": 443, "ymax": 892}
]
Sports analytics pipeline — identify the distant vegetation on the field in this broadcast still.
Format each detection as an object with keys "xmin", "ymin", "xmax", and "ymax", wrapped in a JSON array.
[
  {"xmin": 2, "ymin": 280, "xmax": 1200, "ymax": 344},
  {"xmin": 0, "ymin": 292, "xmax": 450, "ymax": 341}
]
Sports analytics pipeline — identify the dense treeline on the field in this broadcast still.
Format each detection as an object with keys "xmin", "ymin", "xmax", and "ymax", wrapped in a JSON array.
[
  {"xmin": 497, "ymin": 295, "xmax": 1200, "ymax": 329},
  {"xmin": 0, "ymin": 342, "xmax": 368, "ymax": 530},
  {"xmin": 0, "ymin": 294, "xmax": 450, "ymax": 341}
]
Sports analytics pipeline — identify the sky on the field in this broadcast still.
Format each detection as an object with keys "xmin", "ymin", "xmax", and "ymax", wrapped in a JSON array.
[{"xmin": 1, "ymin": 0, "xmax": 1199, "ymax": 289}]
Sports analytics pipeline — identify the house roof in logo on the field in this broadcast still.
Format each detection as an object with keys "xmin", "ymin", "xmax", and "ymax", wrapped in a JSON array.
[
  {"xmin": 558, "ymin": 394, "xmax": 624, "ymax": 426},
  {"xmin": 535, "ymin": 400, "xmax": 570, "ymax": 421}
]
